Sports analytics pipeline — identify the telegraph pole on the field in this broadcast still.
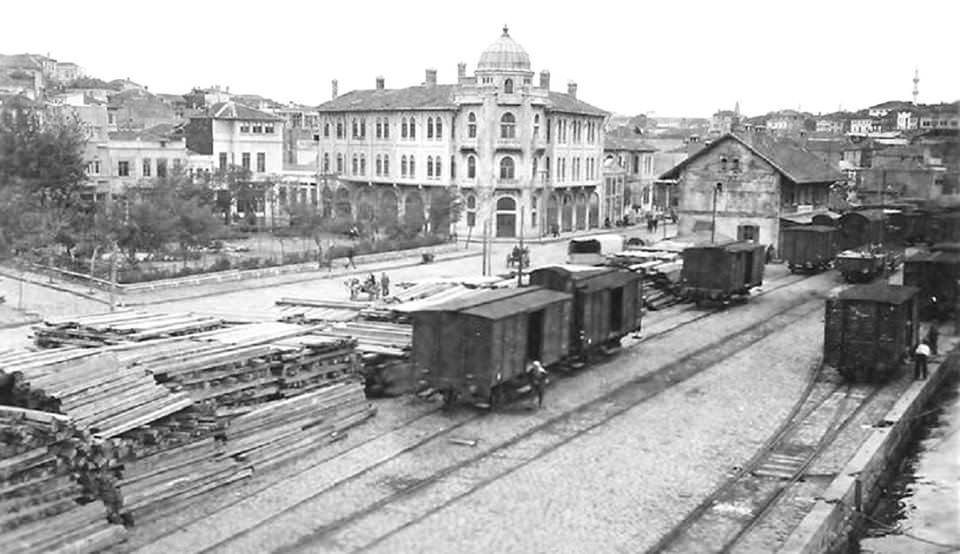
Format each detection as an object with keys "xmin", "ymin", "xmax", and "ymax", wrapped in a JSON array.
[
  {"xmin": 711, "ymin": 183, "xmax": 723, "ymax": 243},
  {"xmin": 517, "ymin": 210, "xmax": 525, "ymax": 287}
]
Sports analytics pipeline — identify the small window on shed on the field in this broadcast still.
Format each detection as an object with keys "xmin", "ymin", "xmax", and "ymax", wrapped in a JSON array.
[
  {"xmin": 720, "ymin": 157, "xmax": 728, "ymax": 171},
  {"xmin": 732, "ymin": 158, "xmax": 740, "ymax": 171}
]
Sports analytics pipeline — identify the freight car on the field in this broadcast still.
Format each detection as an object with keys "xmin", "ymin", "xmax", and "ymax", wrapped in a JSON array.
[
  {"xmin": 835, "ymin": 248, "xmax": 896, "ymax": 283},
  {"xmin": 679, "ymin": 241, "xmax": 765, "ymax": 305},
  {"xmin": 903, "ymin": 243, "xmax": 960, "ymax": 320},
  {"xmin": 780, "ymin": 225, "xmax": 839, "ymax": 273},
  {"xmin": 412, "ymin": 287, "xmax": 572, "ymax": 408},
  {"xmin": 824, "ymin": 284, "xmax": 919, "ymax": 382},
  {"xmin": 839, "ymin": 209, "xmax": 885, "ymax": 251},
  {"xmin": 529, "ymin": 265, "xmax": 643, "ymax": 354},
  {"xmin": 412, "ymin": 266, "xmax": 644, "ymax": 409}
]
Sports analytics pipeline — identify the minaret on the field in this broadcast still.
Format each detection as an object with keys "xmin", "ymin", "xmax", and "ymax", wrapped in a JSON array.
[{"xmin": 912, "ymin": 67, "xmax": 919, "ymax": 105}]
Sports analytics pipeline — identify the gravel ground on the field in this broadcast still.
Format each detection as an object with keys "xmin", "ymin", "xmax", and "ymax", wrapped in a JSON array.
[
  {"xmin": 161, "ymin": 272, "xmax": 834, "ymax": 554},
  {"xmin": 347, "ymin": 307, "xmax": 826, "ymax": 554}
]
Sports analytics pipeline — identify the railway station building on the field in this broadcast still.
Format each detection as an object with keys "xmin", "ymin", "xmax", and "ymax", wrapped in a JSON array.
[
  {"xmin": 313, "ymin": 27, "xmax": 611, "ymax": 239},
  {"xmin": 658, "ymin": 131, "xmax": 845, "ymax": 251}
]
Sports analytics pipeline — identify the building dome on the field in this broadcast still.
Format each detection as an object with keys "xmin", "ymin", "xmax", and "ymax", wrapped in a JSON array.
[{"xmin": 477, "ymin": 26, "xmax": 531, "ymax": 72}]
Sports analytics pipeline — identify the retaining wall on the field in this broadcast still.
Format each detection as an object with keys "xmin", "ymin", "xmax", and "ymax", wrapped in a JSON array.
[{"xmin": 780, "ymin": 350, "xmax": 960, "ymax": 554}]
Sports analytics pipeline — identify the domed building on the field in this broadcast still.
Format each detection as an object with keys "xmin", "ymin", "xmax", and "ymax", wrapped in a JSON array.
[{"xmin": 314, "ymin": 27, "xmax": 610, "ymax": 240}]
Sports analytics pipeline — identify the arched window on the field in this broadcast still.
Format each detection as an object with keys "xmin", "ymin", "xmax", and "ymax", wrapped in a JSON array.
[
  {"xmin": 435, "ymin": 118, "xmax": 442, "ymax": 139},
  {"xmin": 427, "ymin": 117, "xmax": 434, "ymax": 139},
  {"xmin": 467, "ymin": 155, "xmax": 476, "ymax": 178},
  {"xmin": 468, "ymin": 112, "xmax": 477, "ymax": 138},
  {"xmin": 496, "ymin": 196, "xmax": 516, "ymax": 211},
  {"xmin": 383, "ymin": 118, "xmax": 389, "ymax": 138},
  {"xmin": 427, "ymin": 156, "xmax": 434, "ymax": 178},
  {"xmin": 383, "ymin": 154, "xmax": 390, "ymax": 176},
  {"xmin": 467, "ymin": 195, "xmax": 477, "ymax": 210},
  {"xmin": 351, "ymin": 154, "xmax": 358, "ymax": 175},
  {"xmin": 450, "ymin": 155, "xmax": 455, "ymax": 178},
  {"xmin": 500, "ymin": 156, "xmax": 515, "ymax": 180},
  {"xmin": 322, "ymin": 153, "xmax": 330, "ymax": 172},
  {"xmin": 360, "ymin": 153, "xmax": 366, "ymax": 175},
  {"xmin": 336, "ymin": 153, "xmax": 343, "ymax": 173},
  {"xmin": 720, "ymin": 157, "xmax": 728, "ymax": 171},
  {"xmin": 466, "ymin": 194, "xmax": 477, "ymax": 227},
  {"xmin": 323, "ymin": 123, "xmax": 330, "ymax": 138},
  {"xmin": 435, "ymin": 157, "xmax": 441, "ymax": 179},
  {"xmin": 504, "ymin": 78, "xmax": 513, "ymax": 94},
  {"xmin": 531, "ymin": 194, "xmax": 538, "ymax": 228},
  {"xmin": 534, "ymin": 114, "xmax": 540, "ymax": 137},
  {"xmin": 375, "ymin": 118, "xmax": 382, "ymax": 139},
  {"xmin": 351, "ymin": 118, "xmax": 358, "ymax": 138},
  {"xmin": 409, "ymin": 155, "xmax": 416, "ymax": 176},
  {"xmin": 532, "ymin": 156, "xmax": 538, "ymax": 178},
  {"xmin": 360, "ymin": 118, "xmax": 366, "ymax": 138},
  {"xmin": 375, "ymin": 154, "xmax": 382, "ymax": 176},
  {"xmin": 401, "ymin": 155, "xmax": 408, "ymax": 177},
  {"xmin": 336, "ymin": 121, "xmax": 343, "ymax": 138},
  {"xmin": 409, "ymin": 117, "xmax": 416, "ymax": 139},
  {"xmin": 401, "ymin": 118, "xmax": 408, "ymax": 139},
  {"xmin": 732, "ymin": 158, "xmax": 740, "ymax": 171},
  {"xmin": 500, "ymin": 113, "xmax": 516, "ymax": 139}
]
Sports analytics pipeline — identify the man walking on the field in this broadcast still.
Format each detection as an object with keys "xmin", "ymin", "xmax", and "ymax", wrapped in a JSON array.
[
  {"xmin": 526, "ymin": 360, "xmax": 548, "ymax": 409},
  {"xmin": 380, "ymin": 272, "xmax": 390, "ymax": 298},
  {"xmin": 346, "ymin": 245, "xmax": 357, "ymax": 269},
  {"xmin": 914, "ymin": 341, "xmax": 931, "ymax": 380}
]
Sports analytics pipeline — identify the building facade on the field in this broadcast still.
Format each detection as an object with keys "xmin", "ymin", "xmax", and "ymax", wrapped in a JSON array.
[
  {"xmin": 313, "ymin": 27, "xmax": 609, "ymax": 239},
  {"xmin": 603, "ymin": 136, "xmax": 656, "ymax": 212},
  {"xmin": 659, "ymin": 133, "xmax": 844, "ymax": 250}
]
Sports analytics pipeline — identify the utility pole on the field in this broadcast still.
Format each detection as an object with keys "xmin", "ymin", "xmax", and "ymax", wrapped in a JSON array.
[
  {"xmin": 517, "ymin": 210, "xmax": 525, "ymax": 287},
  {"xmin": 481, "ymin": 219, "xmax": 489, "ymax": 276},
  {"xmin": 109, "ymin": 242, "xmax": 119, "ymax": 312},
  {"xmin": 711, "ymin": 183, "xmax": 723, "ymax": 243}
]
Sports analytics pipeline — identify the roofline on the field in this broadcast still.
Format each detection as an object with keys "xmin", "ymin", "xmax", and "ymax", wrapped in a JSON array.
[
  {"xmin": 315, "ymin": 106, "xmax": 457, "ymax": 113},
  {"xmin": 657, "ymin": 132, "xmax": 843, "ymax": 185}
]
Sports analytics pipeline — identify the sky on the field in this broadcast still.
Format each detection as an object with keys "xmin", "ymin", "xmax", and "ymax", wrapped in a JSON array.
[{"xmin": 2, "ymin": 0, "xmax": 958, "ymax": 118}]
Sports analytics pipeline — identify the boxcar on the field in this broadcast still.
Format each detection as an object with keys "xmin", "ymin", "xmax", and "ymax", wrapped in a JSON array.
[
  {"xmin": 567, "ymin": 235, "xmax": 625, "ymax": 266},
  {"xmin": 529, "ymin": 265, "xmax": 643, "ymax": 354},
  {"xmin": 412, "ymin": 287, "xmax": 572, "ymax": 407},
  {"xmin": 780, "ymin": 225, "xmax": 839, "ymax": 273},
  {"xmin": 839, "ymin": 209, "xmax": 885, "ymax": 251},
  {"xmin": 903, "ymin": 246, "xmax": 960, "ymax": 320},
  {"xmin": 679, "ymin": 241, "xmax": 765, "ymax": 303},
  {"xmin": 835, "ymin": 249, "xmax": 890, "ymax": 283},
  {"xmin": 811, "ymin": 212, "xmax": 841, "ymax": 228},
  {"xmin": 824, "ymin": 284, "xmax": 919, "ymax": 382}
]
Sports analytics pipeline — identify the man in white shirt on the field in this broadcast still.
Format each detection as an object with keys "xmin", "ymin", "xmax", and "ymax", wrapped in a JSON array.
[{"xmin": 914, "ymin": 342, "xmax": 931, "ymax": 380}]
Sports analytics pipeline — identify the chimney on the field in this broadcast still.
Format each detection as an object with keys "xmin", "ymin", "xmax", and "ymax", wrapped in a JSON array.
[
  {"xmin": 457, "ymin": 63, "xmax": 466, "ymax": 83},
  {"xmin": 567, "ymin": 81, "xmax": 578, "ymax": 98},
  {"xmin": 331, "ymin": 79, "xmax": 338, "ymax": 99},
  {"xmin": 539, "ymin": 70, "xmax": 551, "ymax": 90},
  {"xmin": 425, "ymin": 69, "xmax": 437, "ymax": 87},
  {"xmin": 375, "ymin": 76, "xmax": 385, "ymax": 90}
]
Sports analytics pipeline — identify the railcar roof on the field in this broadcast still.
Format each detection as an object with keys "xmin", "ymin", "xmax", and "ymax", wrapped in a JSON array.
[
  {"xmin": 782, "ymin": 225, "xmax": 837, "ymax": 233},
  {"xmin": 841, "ymin": 209, "xmax": 885, "ymax": 222},
  {"xmin": 461, "ymin": 288, "xmax": 571, "ymax": 320},
  {"xmin": 410, "ymin": 286, "xmax": 526, "ymax": 313},
  {"xmin": 932, "ymin": 242, "xmax": 960, "ymax": 253},
  {"xmin": 837, "ymin": 284, "xmax": 919, "ymax": 304}
]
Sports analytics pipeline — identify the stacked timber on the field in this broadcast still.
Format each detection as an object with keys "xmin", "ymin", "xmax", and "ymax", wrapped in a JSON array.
[
  {"xmin": 34, "ymin": 310, "xmax": 225, "ymax": 349},
  {"xmin": 0, "ymin": 406, "xmax": 128, "ymax": 553},
  {"xmin": 607, "ymin": 248, "xmax": 685, "ymax": 310},
  {"xmin": 315, "ymin": 322, "xmax": 413, "ymax": 397},
  {"xmin": 115, "ymin": 381, "xmax": 374, "ymax": 520}
]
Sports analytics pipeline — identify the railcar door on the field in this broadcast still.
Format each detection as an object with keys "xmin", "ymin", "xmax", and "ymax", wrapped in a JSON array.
[
  {"xmin": 743, "ymin": 249, "xmax": 755, "ymax": 287},
  {"xmin": 609, "ymin": 287, "xmax": 624, "ymax": 333},
  {"xmin": 526, "ymin": 309, "xmax": 544, "ymax": 362}
]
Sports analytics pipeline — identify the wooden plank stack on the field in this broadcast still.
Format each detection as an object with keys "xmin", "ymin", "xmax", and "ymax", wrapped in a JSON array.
[
  {"xmin": 34, "ymin": 310, "xmax": 225, "ymax": 349},
  {"xmin": 313, "ymin": 322, "xmax": 413, "ymax": 397}
]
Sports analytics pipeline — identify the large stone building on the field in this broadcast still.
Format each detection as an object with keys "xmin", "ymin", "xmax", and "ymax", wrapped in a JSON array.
[
  {"xmin": 313, "ymin": 27, "xmax": 609, "ymax": 239},
  {"xmin": 659, "ymin": 132, "xmax": 844, "ymax": 250},
  {"xmin": 603, "ymin": 135, "xmax": 656, "ymax": 212}
]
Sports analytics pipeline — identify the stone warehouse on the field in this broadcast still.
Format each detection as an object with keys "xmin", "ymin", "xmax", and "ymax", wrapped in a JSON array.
[
  {"xmin": 314, "ymin": 27, "xmax": 611, "ymax": 239},
  {"xmin": 659, "ymin": 132, "xmax": 844, "ymax": 250}
]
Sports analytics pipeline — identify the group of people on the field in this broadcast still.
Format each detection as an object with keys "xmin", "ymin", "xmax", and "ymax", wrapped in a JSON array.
[
  {"xmin": 346, "ymin": 272, "xmax": 390, "ymax": 300},
  {"xmin": 912, "ymin": 324, "xmax": 940, "ymax": 380}
]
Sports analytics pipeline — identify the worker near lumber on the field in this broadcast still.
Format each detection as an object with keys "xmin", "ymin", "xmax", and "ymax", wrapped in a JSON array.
[
  {"xmin": 526, "ymin": 360, "xmax": 548, "ymax": 409},
  {"xmin": 926, "ymin": 324, "xmax": 940, "ymax": 356},
  {"xmin": 346, "ymin": 246, "xmax": 357, "ymax": 269},
  {"xmin": 914, "ymin": 341, "xmax": 931, "ymax": 380},
  {"xmin": 380, "ymin": 272, "xmax": 390, "ymax": 298}
]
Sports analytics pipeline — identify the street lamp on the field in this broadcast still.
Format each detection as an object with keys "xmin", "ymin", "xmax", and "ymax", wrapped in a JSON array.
[{"xmin": 711, "ymin": 182, "xmax": 723, "ymax": 243}]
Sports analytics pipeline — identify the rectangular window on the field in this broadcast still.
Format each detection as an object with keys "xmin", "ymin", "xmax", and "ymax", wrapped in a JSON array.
[
  {"xmin": 142, "ymin": 158, "xmax": 151, "ymax": 177},
  {"xmin": 252, "ymin": 124, "xmax": 263, "ymax": 134},
  {"xmin": 157, "ymin": 158, "xmax": 167, "ymax": 178},
  {"xmin": 118, "ymin": 161, "xmax": 129, "ymax": 176},
  {"xmin": 265, "ymin": 124, "xmax": 274, "ymax": 134},
  {"xmin": 219, "ymin": 153, "xmax": 228, "ymax": 170},
  {"xmin": 240, "ymin": 123, "xmax": 250, "ymax": 133},
  {"xmin": 241, "ymin": 153, "xmax": 251, "ymax": 171},
  {"xmin": 383, "ymin": 119, "xmax": 390, "ymax": 139},
  {"xmin": 257, "ymin": 152, "xmax": 266, "ymax": 173}
]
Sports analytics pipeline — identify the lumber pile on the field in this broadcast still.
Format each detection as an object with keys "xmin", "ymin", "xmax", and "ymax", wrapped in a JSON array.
[
  {"xmin": 34, "ymin": 310, "xmax": 225, "ymax": 349},
  {"xmin": 607, "ymin": 247, "xmax": 686, "ymax": 310},
  {"xmin": 115, "ymin": 381, "xmax": 374, "ymax": 520},
  {"xmin": 276, "ymin": 305, "xmax": 360, "ymax": 324},
  {"xmin": 314, "ymin": 322, "xmax": 413, "ymax": 397},
  {"xmin": 0, "ymin": 406, "xmax": 128, "ymax": 553}
]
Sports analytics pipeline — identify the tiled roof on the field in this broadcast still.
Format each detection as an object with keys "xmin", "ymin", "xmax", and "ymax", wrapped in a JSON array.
[
  {"xmin": 200, "ymin": 101, "xmax": 283, "ymax": 121},
  {"xmin": 658, "ymin": 132, "xmax": 845, "ymax": 184},
  {"xmin": 317, "ymin": 85, "xmax": 458, "ymax": 112},
  {"xmin": 604, "ymin": 135, "xmax": 656, "ymax": 152},
  {"xmin": 315, "ymin": 85, "xmax": 608, "ymax": 116}
]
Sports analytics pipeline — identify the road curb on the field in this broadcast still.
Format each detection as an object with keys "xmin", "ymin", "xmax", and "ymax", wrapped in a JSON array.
[{"xmin": 0, "ymin": 268, "xmax": 110, "ymax": 305}]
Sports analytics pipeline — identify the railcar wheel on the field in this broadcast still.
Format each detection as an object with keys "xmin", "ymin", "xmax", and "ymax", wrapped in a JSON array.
[
  {"xmin": 441, "ymin": 389, "xmax": 457, "ymax": 410},
  {"xmin": 489, "ymin": 386, "xmax": 506, "ymax": 410}
]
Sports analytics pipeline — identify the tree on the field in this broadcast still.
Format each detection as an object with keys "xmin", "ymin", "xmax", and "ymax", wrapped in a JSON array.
[
  {"xmin": 428, "ymin": 186, "xmax": 463, "ymax": 238},
  {"xmin": 0, "ymin": 106, "xmax": 88, "ymax": 258}
]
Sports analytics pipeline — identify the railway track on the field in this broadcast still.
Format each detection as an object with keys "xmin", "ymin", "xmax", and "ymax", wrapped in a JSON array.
[
  {"xmin": 145, "ymin": 271, "xmax": 825, "ymax": 553},
  {"xmin": 646, "ymin": 377, "xmax": 881, "ymax": 554},
  {"xmin": 257, "ymin": 293, "xmax": 827, "ymax": 553}
]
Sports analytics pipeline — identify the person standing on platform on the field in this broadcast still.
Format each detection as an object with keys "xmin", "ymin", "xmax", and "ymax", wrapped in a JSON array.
[
  {"xmin": 914, "ymin": 341, "xmax": 931, "ymax": 380},
  {"xmin": 526, "ymin": 360, "xmax": 548, "ymax": 409},
  {"xmin": 380, "ymin": 272, "xmax": 390, "ymax": 298}
]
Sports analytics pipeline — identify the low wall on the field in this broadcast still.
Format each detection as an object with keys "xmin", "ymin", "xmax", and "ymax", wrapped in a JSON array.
[
  {"xmin": 28, "ymin": 243, "xmax": 460, "ymax": 295},
  {"xmin": 780, "ymin": 352, "xmax": 960, "ymax": 554}
]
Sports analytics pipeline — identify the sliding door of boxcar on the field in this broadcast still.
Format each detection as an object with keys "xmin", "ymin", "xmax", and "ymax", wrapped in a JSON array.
[{"xmin": 541, "ymin": 299, "xmax": 571, "ymax": 365}]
